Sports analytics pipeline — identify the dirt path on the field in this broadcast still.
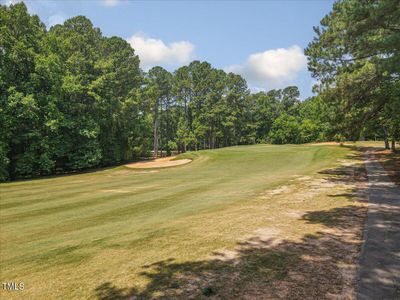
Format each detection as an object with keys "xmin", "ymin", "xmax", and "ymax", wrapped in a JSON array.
[
  {"xmin": 125, "ymin": 156, "xmax": 191, "ymax": 169},
  {"xmin": 357, "ymin": 152, "xmax": 400, "ymax": 299}
]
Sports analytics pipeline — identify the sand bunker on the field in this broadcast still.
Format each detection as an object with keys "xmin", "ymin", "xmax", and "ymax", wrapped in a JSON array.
[
  {"xmin": 125, "ymin": 156, "xmax": 191, "ymax": 169},
  {"xmin": 309, "ymin": 142, "xmax": 341, "ymax": 146}
]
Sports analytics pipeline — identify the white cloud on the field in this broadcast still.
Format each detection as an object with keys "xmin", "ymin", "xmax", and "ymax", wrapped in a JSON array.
[
  {"xmin": 102, "ymin": 0, "xmax": 119, "ymax": 7},
  {"xmin": 226, "ymin": 45, "xmax": 307, "ymax": 89},
  {"xmin": 5, "ymin": 0, "xmax": 23, "ymax": 5},
  {"xmin": 47, "ymin": 14, "xmax": 66, "ymax": 27},
  {"xmin": 127, "ymin": 33, "xmax": 195, "ymax": 70},
  {"xmin": 4, "ymin": 0, "xmax": 35, "ymax": 13}
]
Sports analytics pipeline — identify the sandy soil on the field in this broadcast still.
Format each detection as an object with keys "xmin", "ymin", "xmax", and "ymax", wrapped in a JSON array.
[
  {"xmin": 309, "ymin": 142, "xmax": 342, "ymax": 146},
  {"xmin": 125, "ymin": 156, "xmax": 192, "ymax": 169}
]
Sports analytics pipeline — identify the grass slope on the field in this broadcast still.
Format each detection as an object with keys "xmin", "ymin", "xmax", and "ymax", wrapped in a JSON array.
[{"xmin": 0, "ymin": 144, "xmax": 358, "ymax": 299}]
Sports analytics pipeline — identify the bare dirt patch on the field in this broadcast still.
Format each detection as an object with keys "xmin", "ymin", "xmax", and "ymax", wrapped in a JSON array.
[
  {"xmin": 125, "ymin": 156, "xmax": 192, "ymax": 169},
  {"xmin": 285, "ymin": 210, "xmax": 305, "ymax": 218},
  {"xmin": 293, "ymin": 175, "xmax": 312, "ymax": 182},
  {"xmin": 266, "ymin": 185, "xmax": 291, "ymax": 195}
]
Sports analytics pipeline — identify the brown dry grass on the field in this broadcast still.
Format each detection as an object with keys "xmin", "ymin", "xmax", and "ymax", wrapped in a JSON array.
[
  {"xmin": 95, "ymin": 152, "xmax": 368, "ymax": 299},
  {"xmin": 201, "ymin": 162, "xmax": 368, "ymax": 300}
]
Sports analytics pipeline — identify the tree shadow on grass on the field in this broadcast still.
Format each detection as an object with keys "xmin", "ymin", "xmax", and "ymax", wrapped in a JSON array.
[
  {"xmin": 94, "ymin": 151, "xmax": 374, "ymax": 300},
  {"xmin": 95, "ymin": 206, "xmax": 365, "ymax": 299},
  {"xmin": 320, "ymin": 147, "xmax": 400, "ymax": 299}
]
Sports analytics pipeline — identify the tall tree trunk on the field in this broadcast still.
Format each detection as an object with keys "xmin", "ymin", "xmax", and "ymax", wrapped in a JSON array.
[
  {"xmin": 211, "ymin": 123, "xmax": 215, "ymax": 149},
  {"xmin": 385, "ymin": 139, "xmax": 390, "ymax": 150},
  {"xmin": 153, "ymin": 118, "xmax": 158, "ymax": 158},
  {"xmin": 209, "ymin": 129, "xmax": 213, "ymax": 149},
  {"xmin": 383, "ymin": 127, "xmax": 390, "ymax": 149},
  {"xmin": 153, "ymin": 96, "xmax": 160, "ymax": 158},
  {"xmin": 391, "ymin": 139, "xmax": 396, "ymax": 152},
  {"xmin": 8, "ymin": 145, "xmax": 16, "ymax": 180},
  {"xmin": 159, "ymin": 129, "xmax": 163, "ymax": 157}
]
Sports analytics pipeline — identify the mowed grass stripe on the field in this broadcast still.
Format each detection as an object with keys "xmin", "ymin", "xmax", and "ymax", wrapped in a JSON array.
[
  {"xmin": 1, "ymin": 146, "xmax": 342, "ymax": 248},
  {"xmin": 2, "ymin": 177, "xmax": 227, "ymax": 240},
  {"xmin": 0, "ymin": 146, "xmax": 301, "ymax": 214},
  {"xmin": 0, "ymin": 146, "xmax": 338, "ymax": 241},
  {"xmin": 0, "ymin": 144, "xmax": 351, "ymax": 299},
  {"xmin": 0, "ymin": 185, "xmax": 159, "ymax": 223},
  {"xmin": 0, "ymin": 152, "xmax": 207, "ymax": 205},
  {"xmin": 0, "ymin": 171, "xmax": 159, "ymax": 205}
]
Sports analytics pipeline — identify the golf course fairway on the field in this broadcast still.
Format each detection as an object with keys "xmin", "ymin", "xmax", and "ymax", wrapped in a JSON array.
[{"xmin": 0, "ymin": 144, "xmax": 363, "ymax": 299}]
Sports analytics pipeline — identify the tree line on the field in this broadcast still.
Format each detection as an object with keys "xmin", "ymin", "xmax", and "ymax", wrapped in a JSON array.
[
  {"xmin": 0, "ymin": 3, "xmax": 335, "ymax": 180},
  {"xmin": 1, "ymin": 1, "xmax": 398, "ymax": 180},
  {"xmin": 305, "ymin": 0, "xmax": 399, "ymax": 150}
]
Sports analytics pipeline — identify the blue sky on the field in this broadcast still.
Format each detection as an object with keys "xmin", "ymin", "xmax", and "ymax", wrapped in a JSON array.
[{"xmin": 3, "ymin": 0, "xmax": 335, "ymax": 99}]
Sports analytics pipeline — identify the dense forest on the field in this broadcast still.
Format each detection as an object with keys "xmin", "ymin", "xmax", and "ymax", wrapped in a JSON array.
[{"xmin": 0, "ymin": 1, "xmax": 398, "ymax": 180}]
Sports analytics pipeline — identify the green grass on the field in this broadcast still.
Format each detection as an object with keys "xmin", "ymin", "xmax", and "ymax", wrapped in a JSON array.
[{"xmin": 0, "ymin": 144, "xmax": 355, "ymax": 299}]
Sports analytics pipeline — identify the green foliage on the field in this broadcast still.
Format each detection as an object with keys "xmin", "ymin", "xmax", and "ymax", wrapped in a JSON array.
[
  {"xmin": 0, "ymin": 3, "xmax": 146, "ymax": 179},
  {"xmin": 305, "ymin": 0, "xmax": 400, "ymax": 146},
  {"xmin": 299, "ymin": 119, "xmax": 319, "ymax": 143},
  {"xmin": 269, "ymin": 114, "xmax": 300, "ymax": 144},
  {"xmin": 0, "ymin": 3, "xmax": 338, "ymax": 180}
]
